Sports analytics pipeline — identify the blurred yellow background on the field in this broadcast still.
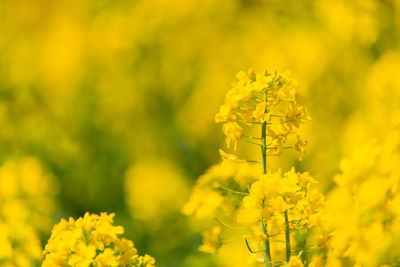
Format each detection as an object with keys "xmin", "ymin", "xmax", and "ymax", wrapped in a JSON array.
[{"xmin": 0, "ymin": 0, "xmax": 399, "ymax": 266}]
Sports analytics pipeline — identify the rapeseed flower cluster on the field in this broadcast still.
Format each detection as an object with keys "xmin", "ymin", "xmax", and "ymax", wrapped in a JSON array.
[
  {"xmin": 184, "ymin": 70, "xmax": 327, "ymax": 266},
  {"xmin": 325, "ymin": 125, "xmax": 400, "ymax": 267},
  {"xmin": 0, "ymin": 157, "xmax": 58, "ymax": 266},
  {"xmin": 215, "ymin": 69, "xmax": 309, "ymax": 157},
  {"xmin": 43, "ymin": 212, "xmax": 155, "ymax": 267}
]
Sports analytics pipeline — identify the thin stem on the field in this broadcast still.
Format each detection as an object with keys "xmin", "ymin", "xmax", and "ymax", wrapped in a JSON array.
[
  {"xmin": 284, "ymin": 210, "xmax": 291, "ymax": 262},
  {"xmin": 279, "ymin": 120, "xmax": 295, "ymax": 124},
  {"xmin": 243, "ymin": 139, "xmax": 263, "ymax": 147},
  {"xmin": 270, "ymin": 239, "xmax": 286, "ymax": 243},
  {"xmin": 266, "ymin": 146, "xmax": 294, "ymax": 150},
  {"xmin": 245, "ymin": 239, "xmax": 267, "ymax": 254},
  {"xmin": 269, "ymin": 122, "xmax": 288, "ymax": 125},
  {"xmin": 268, "ymin": 232, "xmax": 283, "ymax": 237},
  {"xmin": 217, "ymin": 182, "xmax": 249, "ymax": 196},
  {"xmin": 238, "ymin": 119, "xmax": 262, "ymax": 124},
  {"xmin": 260, "ymin": 91, "xmax": 272, "ymax": 267},
  {"xmin": 290, "ymin": 245, "xmax": 321, "ymax": 253},
  {"xmin": 260, "ymin": 212, "xmax": 272, "ymax": 267},
  {"xmin": 244, "ymin": 135, "xmax": 262, "ymax": 140},
  {"xmin": 252, "ymin": 96, "xmax": 264, "ymax": 102},
  {"xmin": 237, "ymin": 159, "xmax": 262, "ymax": 163},
  {"xmin": 215, "ymin": 217, "xmax": 249, "ymax": 230},
  {"xmin": 289, "ymin": 218, "xmax": 303, "ymax": 224},
  {"xmin": 238, "ymin": 120, "xmax": 273, "ymax": 125},
  {"xmin": 270, "ymin": 114, "xmax": 286, "ymax": 119},
  {"xmin": 261, "ymin": 123, "xmax": 267, "ymax": 174},
  {"xmin": 266, "ymin": 153, "xmax": 282, "ymax": 156}
]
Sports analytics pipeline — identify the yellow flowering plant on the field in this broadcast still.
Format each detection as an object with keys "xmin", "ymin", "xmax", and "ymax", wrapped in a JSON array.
[
  {"xmin": 325, "ymin": 124, "xmax": 400, "ymax": 267},
  {"xmin": 0, "ymin": 157, "xmax": 59, "ymax": 266},
  {"xmin": 215, "ymin": 69, "xmax": 309, "ymax": 156},
  {"xmin": 183, "ymin": 69, "xmax": 327, "ymax": 266},
  {"xmin": 42, "ymin": 212, "xmax": 155, "ymax": 267}
]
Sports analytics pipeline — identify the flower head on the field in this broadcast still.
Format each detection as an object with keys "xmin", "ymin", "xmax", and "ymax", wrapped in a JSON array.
[
  {"xmin": 215, "ymin": 69, "xmax": 309, "ymax": 159},
  {"xmin": 42, "ymin": 212, "xmax": 155, "ymax": 267}
]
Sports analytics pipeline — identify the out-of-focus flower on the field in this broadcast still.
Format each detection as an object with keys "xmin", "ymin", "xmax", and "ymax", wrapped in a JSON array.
[
  {"xmin": 326, "ymin": 127, "xmax": 400, "ymax": 266},
  {"xmin": 125, "ymin": 159, "xmax": 189, "ymax": 223},
  {"xmin": 0, "ymin": 157, "xmax": 59, "ymax": 266}
]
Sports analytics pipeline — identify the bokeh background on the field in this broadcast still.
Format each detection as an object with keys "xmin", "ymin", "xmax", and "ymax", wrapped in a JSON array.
[{"xmin": 0, "ymin": 0, "xmax": 400, "ymax": 266}]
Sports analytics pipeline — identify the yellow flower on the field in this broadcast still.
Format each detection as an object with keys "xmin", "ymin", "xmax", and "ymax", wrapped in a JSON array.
[
  {"xmin": 137, "ymin": 254, "xmax": 156, "ymax": 267},
  {"xmin": 294, "ymin": 135, "xmax": 308, "ymax": 160},
  {"xmin": 281, "ymin": 168, "xmax": 301, "ymax": 194},
  {"xmin": 43, "ymin": 212, "xmax": 154, "ymax": 267},
  {"xmin": 0, "ymin": 157, "xmax": 57, "ymax": 266},
  {"xmin": 219, "ymin": 149, "xmax": 238, "ymax": 161},
  {"xmin": 68, "ymin": 242, "xmax": 96, "ymax": 266},
  {"xmin": 215, "ymin": 103, "xmax": 236, "ymax": 123},
  {"xmin": 115, "ymin": 238, "xmax": 138, "ymax": 265},
  {"xmin": 276, "ymin": 71, "xmax": 297, "ymax": 102},
  {"xmin": 253, "ymin": 102, "xmax": 270, "ymax": 122},
  {"xmin": 95, "ymin": 248, "xmax": 119, "ymax": 267},
  {"xmin": 182, "ymin": 189, "xmax": 223, "ymax": 219},
  {"xmin": 199, "ymin": 226, "xmax": 221, "ymax": 254},
  {"xmin": 222, "ymin": 121, "xmax": 243, "ymax": 150},
  {"xmin": 237, "ymin": 206, "xmax": 262, "ymax": 225},
  {"xmin": 267, "ymin": 127, "xmax": 287, "ymax": 154},
  {"xmin": 269, "ymin": 196, "xmax": 293, "ymax": 213}
]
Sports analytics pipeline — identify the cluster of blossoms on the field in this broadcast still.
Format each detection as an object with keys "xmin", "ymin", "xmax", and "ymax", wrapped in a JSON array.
[
  {"xmin": 215, "ymin": 69, "xmax": 309, "ymax": 158},
  {"xmin": 0, "ymin": 157, "xmax": 59, "ymax": 266},
  {"xmin": 183, "ymin": 153, "xmax": 262, "ymax": 221},
  {"xmin": 184, "ymin": 69, "xmax": 327, "ymax": 266},
  {"xmin": 0, "ymin": 221, "xmax": 42, "ymax": 266},
  {"xmin": 42, "ymin": 212, "xmax": 155, "ymax": 267},
  {"xmin": 325, "ymin": 125, "xmax": 400, "ymax": 266}
]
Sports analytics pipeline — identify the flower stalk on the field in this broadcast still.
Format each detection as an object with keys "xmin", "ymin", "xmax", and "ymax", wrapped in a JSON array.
[
  {"xmin": 260, "ymin": 92, "xmax": 272, "ymax": 267},
  {"xmin": 284, "ymin": 210, "xmax": 291, "ymax": 262}
]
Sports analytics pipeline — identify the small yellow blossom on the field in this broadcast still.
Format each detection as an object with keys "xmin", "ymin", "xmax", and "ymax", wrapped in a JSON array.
[
  {"xmin": 222, "ymin": 121, "xmax": 243, "ymax": 150},
  {"xmin": 138, "ymin": 254, "xmax": 156, "ymax": 267},
  {"xmin": 219, "ymin": 149, "xmax": 238, "ymax": 161},
  {"xmin": 294, "ymin": 136, "xmax": 308, "ymax": 160},
  {"xmin": 95, "ymin": 248, "xmax": 119, "ymax": 267},
  {"xmin": 199, "ymin": 226, "xmax": 222, "ymax": 254},
  {"xmin": 253, "ymin": 102, "xmax": 271, "ymax": 122}
]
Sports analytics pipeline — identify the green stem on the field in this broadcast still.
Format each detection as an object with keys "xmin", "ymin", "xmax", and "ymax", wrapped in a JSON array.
[
  {"xmin": 217, "ymin": 182, "xmax": 249, "ymax": 196},
  {"xmin": 243, "ymin": 138, "xmax": 263, "ymax": 147},
  {"xmin": 215, "ymin": 217, "xmax": 249, "ymax": 230},
  {"xmin": 261, "ymin": 121, "xmax": 267, "ymax": 174},
  {"xmin": 260, "ymin": 206, "xmax": 272, "ymax": 267},
  {"xmin": 260, "ymin": 91, "xmax": 272, "ymax": 267},
  {"xmin": 244, "ymin": 135, "xmax": 262, "ymax": 140},
  {"xmin": 284, "ymin": 210, "xmax": 291, "ymax": 262}
]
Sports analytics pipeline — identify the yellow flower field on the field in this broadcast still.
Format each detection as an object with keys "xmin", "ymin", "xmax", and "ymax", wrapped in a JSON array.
[{"xmin": 0, "ymin": 0, "xmax": 400, "ymax": 266}]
